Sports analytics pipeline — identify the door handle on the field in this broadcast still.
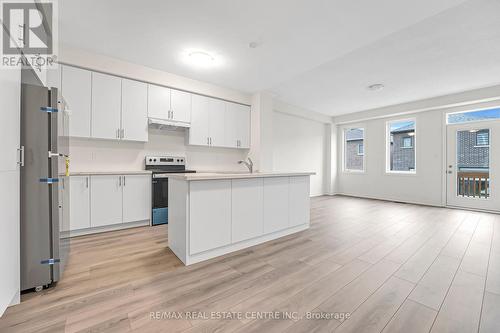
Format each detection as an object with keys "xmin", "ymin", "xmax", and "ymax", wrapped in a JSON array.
[{"xmin": 17, "ymin": 146, "xmax": 25, "ymax": 166}]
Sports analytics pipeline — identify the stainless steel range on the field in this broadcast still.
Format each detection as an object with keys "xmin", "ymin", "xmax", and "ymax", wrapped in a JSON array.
[{"xmin": 145, "ymin": 156, "xmax": 196, "ymax": 225}]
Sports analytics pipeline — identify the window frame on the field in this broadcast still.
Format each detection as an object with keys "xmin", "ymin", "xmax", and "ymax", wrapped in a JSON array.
[
  {"xmin": 402, "ymin": 136, "xmax": 413, "ymax": 149},
  {"xmin": 475, "ymin": 130, "xmax": 490, "ymax": 147},
  {"xmin": 357, "ymin": 143, "xmax": 364, "ymax": 156},
  {"xmin": 386, "ymin": 118, "xmax": 417, "ymax": 175},
  {"xmin": 343, "ymin": 127, "xmax": 365, "ymax": 173}
]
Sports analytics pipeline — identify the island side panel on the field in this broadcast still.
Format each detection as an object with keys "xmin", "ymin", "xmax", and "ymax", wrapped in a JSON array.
[
  {"xmin": 289, "ymin": 176, "xmax": 311, "ymax": 227},
  {"xmin": 168, "ymin": 178, "xmax": 189, "ymax": 264}
]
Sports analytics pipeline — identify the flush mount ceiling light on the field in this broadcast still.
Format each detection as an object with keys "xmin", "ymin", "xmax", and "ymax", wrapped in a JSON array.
[
  {"xmin": 182, "ymin": 49, "xmax": 221, "ymax": 69},
  {"xmin": 367, "ymin": 83, "xmax": 385, "ymax": 91}
]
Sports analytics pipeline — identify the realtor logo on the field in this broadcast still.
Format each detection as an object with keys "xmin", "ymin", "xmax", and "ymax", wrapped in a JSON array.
[{"xmin": 1, "ymin": 0, "xmax": 57, "ymax": 68}]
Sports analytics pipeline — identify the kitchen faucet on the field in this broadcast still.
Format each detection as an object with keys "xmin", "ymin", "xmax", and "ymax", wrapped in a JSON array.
[{"xmin": 238, "ymin": 157, "xmax": 254, "ymax": 173}]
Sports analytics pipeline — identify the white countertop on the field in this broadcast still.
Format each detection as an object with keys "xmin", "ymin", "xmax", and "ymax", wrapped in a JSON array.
[
  {"xmin": 70, "ymin": 171, "xmax": 152, "ymax": 176},
  {"xmin": 167, "ymin": 171, "xmax": 315, "ymax": 181}
]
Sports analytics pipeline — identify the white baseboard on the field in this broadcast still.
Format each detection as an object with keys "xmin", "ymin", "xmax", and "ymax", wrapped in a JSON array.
[
  {"xmin": 67, "ymin": 220, "xmax": 150, "ymax": 237},
  {"xmin": 335, "ymin": 192, "xmax": 444, "ymax": 208},
  {"xmin": 9, "ymin": 289, "xmax": 20, "ymax": 306}
]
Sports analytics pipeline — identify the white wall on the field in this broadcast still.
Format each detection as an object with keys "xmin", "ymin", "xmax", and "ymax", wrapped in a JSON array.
[
  {"xmin": 272, "ymin": 111, "xmax": 329, "ymax": 196},
  {"xmin": 70, "ymin": 129, "xmax": 249, "ymax": 172},
  {"xmin": 336, "ymin": 110, "xmax": 444, "ymax": 206},
  {"xmin": 334, "ymin": 89, "xmax": 500, "ymax": 207}
]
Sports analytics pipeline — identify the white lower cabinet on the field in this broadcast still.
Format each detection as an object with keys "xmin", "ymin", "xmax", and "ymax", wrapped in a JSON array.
[
  {"xmin": 231, "ymin": 178, "xmax": 264, "ymax": 243},
  {"xmin": 263, "ymin": 177, "xmax": 289, "ymax": 233},
  {"xmin": 66, "ymin": 174, "xmax": 152, "ymax": 234},
  {"xmin": 189, "ymin": 180, "xmax": 231, "ymax": 255},
  {"xmin": 69, "ymin": 176, "xmax": 90, "ymax": 231},
  {"xmin": 122, "ymin": 175, "xmax": 151, "ymax": 223},
  {"xmin": 91, "ymin": 175, "xmax": 123, "ymax": 228}
]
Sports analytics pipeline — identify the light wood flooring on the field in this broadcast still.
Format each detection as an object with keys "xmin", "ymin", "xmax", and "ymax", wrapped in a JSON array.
[{"xmin": 2, "ymin": 195, "xmax": 500, "ymax": 333}]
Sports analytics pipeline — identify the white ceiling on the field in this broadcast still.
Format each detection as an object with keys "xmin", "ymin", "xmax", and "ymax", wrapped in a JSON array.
[{"xmin": 60, "ymin": 0, "xmax": 500, "ymax": 116}]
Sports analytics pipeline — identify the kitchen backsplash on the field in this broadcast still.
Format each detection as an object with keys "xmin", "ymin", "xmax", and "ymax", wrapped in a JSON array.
[{"xmin": 69, "ymin": 128, "xmax": 249, "ymax": 173}]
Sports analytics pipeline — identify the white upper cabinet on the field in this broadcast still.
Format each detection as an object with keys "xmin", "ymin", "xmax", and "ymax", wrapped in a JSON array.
[
  {"xmin": 189, "ymin": 94, "xmax": 210, "ymax": 146},
  {"xmin": 121, "ymin": 79, "xmax": 148, "ymax": 142},
  {"xmin": 61, "ymin": 66, "xmax": 91, "ymax": 138},
  {"xmin": 147, "ymin": 84, "xmax": 170, "ymax": 120},
  {"xmin": 189, "ymin": 96, "xmax": 250, "ymax": 149},
  {"xmin": 208, "ymin": 98, "xmax": 226, "ymax": 147},
  {"xmin": 225, "ymin": 103, "xmax": 250, "ymax": 148},
  {"xmin": 170, "ymin": 89, "xmax": 191, "ymax": 123},
  {"xmin": 91, "ymin": 72, "xmax": 122, "ymax": 140}
]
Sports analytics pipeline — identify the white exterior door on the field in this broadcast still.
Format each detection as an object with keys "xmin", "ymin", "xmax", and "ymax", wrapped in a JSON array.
[
  {"xmin": 91, "ymin": 72, "xmax": 122, "ymax": 140},
  {"xmin": 189, "ymin": 95, "xmax": 210, "ymax": 146},
  {"xmin": 122, "ymin": 175, "xmax": 151, "ymax": 223},
  {"xmin": 446, "ymin": 121, "xmax": 500, "ymax": 212},
  {"xmin": 61, "ymin": 66, "xmax": 91, "ymax": 138},
  {"xmin": 170, "ymin": 89, "xmax": 191, "ymax": 123},
  {"xmin": 0, "ymin": 64, "xmax": 21, "ymax": 315},
  {"xmin": 121, "ymin": 79, "xmax": 148, "ymax": 142},
  {"xmin": 69, "ymin": 176, "xmax": 91, "ymax": 231},
  {"xmin": 90, "ymin": 175, "xmax": 123, "ymax": 227}
]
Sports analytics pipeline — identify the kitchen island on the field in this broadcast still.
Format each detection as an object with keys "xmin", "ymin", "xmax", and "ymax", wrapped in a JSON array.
[{"xmin": 168, "ymin": 172, "xmax": 314, "ymax": 265}]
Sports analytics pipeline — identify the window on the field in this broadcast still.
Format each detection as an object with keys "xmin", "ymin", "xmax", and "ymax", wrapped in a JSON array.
[
  {"xmin": 387, "ymin": 120, "xmax": 416, "ymax": 173},
  {"xmin": 476, "ymin": 131, "xmax": 489, "ymax": 146},
  {"xmin": 357, "ymin": 143, "xmax": 364, "ymax": 155},
  {"xmin": 447, "ymin": 107, "xmax": 500, "ymax": 124},
  {"xmin": 402, "ymin": 137, "xmax": 413, "ymax": 148},
  {"xmin": 344, "ymin": 128, "xmax": 364, "ymax": 171}
]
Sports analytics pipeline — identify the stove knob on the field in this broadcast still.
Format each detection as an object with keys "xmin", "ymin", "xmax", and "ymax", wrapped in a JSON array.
[
  {"xmin": 153, "ymin": 159, "xmax": 157, "ymax": 162},
  {"xmin": 177, "ymin": 159, "xmax": 180, "ymax": 162},
  {"xmin": 149, "ymin": 158, "xmax": 152, "ymax": 162}
]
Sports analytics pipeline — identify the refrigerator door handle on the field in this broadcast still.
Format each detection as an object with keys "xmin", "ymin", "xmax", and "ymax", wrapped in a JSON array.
[{"xmin": 17, "ymin": 146, "xmax": 25, "ymax": 166}]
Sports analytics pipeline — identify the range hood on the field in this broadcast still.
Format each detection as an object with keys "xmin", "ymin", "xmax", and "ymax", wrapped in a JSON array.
[{"xmin": 148, "ymin": 117, "xmax": 190, "ymax": 130}]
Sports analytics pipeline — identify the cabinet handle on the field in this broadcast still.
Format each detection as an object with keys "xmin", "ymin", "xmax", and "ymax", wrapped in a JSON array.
[
  {"xmin": 119, "ymin": 176, "xmax": 122, "ymax": 187},
  {"xmin": 121, "ymin": 129, "xmax": 124, "ymax": 138},
  {"xmin": 123, "ymin": 176, "xmax": 126, "ymax": 186},
  {"xmin": 86, "ymin": 177, "xmax": 89, "ymax": 188},
  {"xmin": 17, "ymin": 146, "xmax": 25, "ymax": 166},
  {"xmin": 209, "ymin": 137, "xmax": 212, "ymax": 145},
  {"xmin": 207, "ymin": 137, "xmax": 209, "ymax": 145},
  {"xmin": 116, "ymin": 129, "xmax": 119, "ymax": 138}
]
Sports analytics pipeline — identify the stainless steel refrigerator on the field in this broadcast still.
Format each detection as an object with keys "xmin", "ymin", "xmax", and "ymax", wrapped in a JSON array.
[{"xmin": 20, "ymin": 71, "xmax": 70, "ymax": 291}]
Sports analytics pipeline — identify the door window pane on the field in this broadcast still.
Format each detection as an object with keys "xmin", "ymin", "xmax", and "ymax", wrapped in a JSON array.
[
  {"xmin": 456, "ymin": 129, "xmax": 490, "ymax": 198},
  {"xmin": 388, "ymin": 120, "xmax": 415, "ymax": 172},
  {"xmin": 344, "ymin": 128, "xmax": 364, "ymax": 171}
]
